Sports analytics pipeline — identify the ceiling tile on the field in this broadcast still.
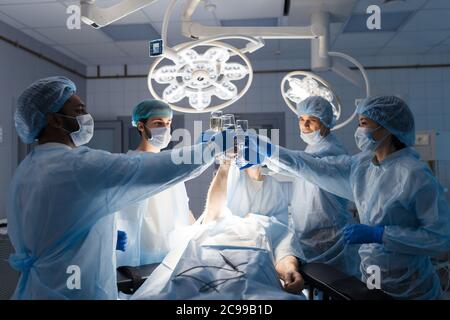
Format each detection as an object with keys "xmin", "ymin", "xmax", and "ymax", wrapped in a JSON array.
[
  {"xmin": 51, "ymin": 44, "xmax": 84, "ymax": 61},
  {"xmin": 0, "ymin": 11, "xmax": 26, "ymax": 29},
  {"xmin": 141, "ymin": 0, "xmax": 216, "ymax": 23},
  {"xmin": 20, "ymin": 28, "xmax": 55, "ymax": 45},
  {"xmin": 424, "ymin": 0, "xmax": 450, "ymax": 9},
  {"xmin": 333, "ymin": 32, "xmax": 395, "ymax": 49},
  {"xmin": 64, "ymin": 42, "xmax": 129, "ymax": 59},
  {"xmin": 34, "ymin": 26, "xmax": 113, "ymax": 45},
  {"xmin": 86, "ymin": 57, "xmax": 142, "ymax": 66},
  {"xmin": 101, "ymin": 23, "xmax": 159, "ymax": 41},
  {"xmin": 402, "ymin": 9, "xmax": 450, "ymax": 31},
  {"xmin": 214, "ymin": 0, "xmax": 283, "ymax": 20},
  {"xmin": 279, "ymin": 40, "xmax": 310, "ymax": 58},
  {"xmin": 352, "ymin": 0, "xmax": 427, "ymax": 13},
  {"xmin": 427, "ymin": 45, "xmax": 450, "ymax": 54},
  {"xmin": 0, "ymin": 0, "xmax": 57, "ymax": 3},
  {"xmin": 340, "ymin": 47, "xmax": 381, "ymax": 57},
  {"xmin": 0, "ymin": 2, "xmax": 68, "ymax": 28},
  {"xmin": 115, "ymin": 40, "xmax": 151, "ymax": 58},
  {"xmin": 379, "ymin": 46, "xmax": 432, "ymax": 55},
  {"xmin": 386, "ymin": 30, "xmax": 450, "ymax": 47}
]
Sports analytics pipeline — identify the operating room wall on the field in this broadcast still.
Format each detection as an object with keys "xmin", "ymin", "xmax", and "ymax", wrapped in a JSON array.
[
  {"xmin": 0, "ymin": 21, "xmax": 87, "ymax": 220},
  {"xmin": 85, "ymin": 53, "xmax": 450, "ymax": 216}
]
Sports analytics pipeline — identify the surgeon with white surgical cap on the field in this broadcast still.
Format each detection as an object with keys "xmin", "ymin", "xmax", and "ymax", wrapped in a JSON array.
[
  {"xmin": 7, "ymin": 76, "xmax": 233, "ymax": 300},
  {"xmin": 244, "ymin": 95, "xmax": 450, "ymax": 299},
  {"xmin": 116, "ymin": 100, "xmax": 195, "ymax": 267},
  {"xmin": 290, "ymin": 96, "xmax": 359, "ymax": 277}
]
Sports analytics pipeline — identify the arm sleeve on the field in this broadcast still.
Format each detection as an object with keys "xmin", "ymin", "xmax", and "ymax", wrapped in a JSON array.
[
  {"xmin": 76, "ymin": 143, "xmax": 215, "ymax": 215},
  {"xmin": 265, "ymin": 216, "xmax": 304, "ymax": 264},
  {"xmin": 265, "ymin": 145, "xmax": 355, "ymax": 201},
  {"xmin": 383, "ymin": 173, "xmax": 450, "ymax": 256}
]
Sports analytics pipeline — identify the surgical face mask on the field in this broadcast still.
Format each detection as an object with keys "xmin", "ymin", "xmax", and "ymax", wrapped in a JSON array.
[
  {"xmin": 300, "ymin": 130, "xmax": 323, "ymax": 146},
  {"xmin": 59, "ymin": 113, "xmax": 94, "ymax": 147},
  {"xmin": 145, "ymin": 126, "xmax": 171, "ymax": 149},
  {"xmin": 354, "ymin": 126, "xmax": 388, "ymax": 152}
]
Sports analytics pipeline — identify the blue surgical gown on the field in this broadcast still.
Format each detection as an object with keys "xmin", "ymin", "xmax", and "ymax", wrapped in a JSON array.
[
  {"xmin": 266, "ymin": 146, "xmax": 450, "ymax": 299},
  {"xmin": 290, "ymin": 133, "xmax": 360, "ymax": 276},
  {"xmin": 7, "ymin": 142, "xmax": 214, "ymax": 299}
]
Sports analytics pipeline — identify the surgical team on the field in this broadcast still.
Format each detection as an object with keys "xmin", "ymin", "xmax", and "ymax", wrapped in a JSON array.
[{"xmin": 6, "ymin": 76, "xmax": 450, "ymax": 300}]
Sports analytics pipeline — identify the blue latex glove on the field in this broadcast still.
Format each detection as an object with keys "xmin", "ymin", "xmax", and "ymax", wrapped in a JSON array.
[
  {"xmin": 116, "ymin": 230, "xmax": 127, "ymax": 252},
  {"xmin": 344, "ymin": 224, "xmax": 384, "ymax": 244},
  {"xmin": 241, "ymin": 133, "xmax": 272, "ymax": 170}
]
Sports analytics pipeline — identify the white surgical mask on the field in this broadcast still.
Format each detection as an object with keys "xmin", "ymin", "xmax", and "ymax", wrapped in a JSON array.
[
  {"xmin": 146, "ymin": 126, "xmax": 171, "ymax": 149},
  {"xmin": 59, "ymin": 113, "xmax": 94, "ymax": 147},
  {"xmin": 354, "ymin": 126, "xmax": 389, "ymax": 152},
  {"xmin": 300, "ymin": 130, "xmax": 323, "ymax": 146}
]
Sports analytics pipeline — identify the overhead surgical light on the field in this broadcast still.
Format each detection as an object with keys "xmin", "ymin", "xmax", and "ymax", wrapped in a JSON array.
[
  {"xmin": 149, "ymin": 42, "xmax": 253, "ymax": 112},
  {"xmin": 146, "ymin": 0, "xmax": 263, "ymax": 113},
  {"xmin": 281, "ymin": 71, "xmax": 342, "ymax": 121},
  {"xmin": 280, "ymin": 50, "xmax": 371, "ymax": 130}
]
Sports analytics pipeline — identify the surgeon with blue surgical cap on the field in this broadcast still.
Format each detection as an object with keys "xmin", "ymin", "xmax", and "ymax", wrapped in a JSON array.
[
  {"xmin": 244, "ymin": 95, "xmax": 450, "ymax": 299},
  {"xmin": 290, "ymin": 96, "xmax": 360, "ymax": 277},
  {"xmin": 116, "ymin": 99, "xmax": 195, "ymax": 267},
  {"xmin": 8, "ymin": 76, "xmax": 234, "ymax": 300}
]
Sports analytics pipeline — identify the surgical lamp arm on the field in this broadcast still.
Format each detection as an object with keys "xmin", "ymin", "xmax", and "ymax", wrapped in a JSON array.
[
  {"xmin": 80, "ymin": 0, "xmax": 155, "ymax": 28},
  {"xmin": 181, "ymin": 0, "xmax": 318, "ymax": 40},
  {"xmin": 162, "ymin": 0, "xmax": 264, "ymax": 61}
]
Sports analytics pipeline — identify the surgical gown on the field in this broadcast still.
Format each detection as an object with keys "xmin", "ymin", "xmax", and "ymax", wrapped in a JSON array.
[
  {"xmin": 7, "ymin": 142, "xmax": 215, "ymax": 299},
  {"xmin": 226, "ymin": 164, "xmax": 289, "ymax": 225},
  {"xmin": 290, "ymin": 133, "xmax": 360, "ymax": 277},
  {"xmin": 266, "ymin": 146, "xmax": 450, "ymax": 299},
  {"xmin": 116, "ymin": 151, "xmax": 191, "ymax": 267}
]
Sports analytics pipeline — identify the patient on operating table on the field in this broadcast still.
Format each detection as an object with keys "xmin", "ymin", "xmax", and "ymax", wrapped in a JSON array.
[{"xmin": 130, "ymin": 161, "xmax": 305, "ymax": 300}]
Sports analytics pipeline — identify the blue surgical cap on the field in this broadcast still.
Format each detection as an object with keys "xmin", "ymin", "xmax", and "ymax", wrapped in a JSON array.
[
  {"xmin": 15, "ymin": 76, "xmax": 76, "ymax": 144},
  {"xmin": 356, "ymin": 96, "xmax": 415, "ymax": 147},
  {"xmin": 296, "ymin": 96, "xmax": 336, "ymax": 128},
  {"xmin": 131, "ymin": 99, "xmax": 173, "ymax": 127}
]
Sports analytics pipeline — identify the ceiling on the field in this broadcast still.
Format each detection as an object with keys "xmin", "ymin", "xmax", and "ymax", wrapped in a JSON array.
[{"xmin": 0, "ymin": 0, "xmax": 449, "ymax": 66}]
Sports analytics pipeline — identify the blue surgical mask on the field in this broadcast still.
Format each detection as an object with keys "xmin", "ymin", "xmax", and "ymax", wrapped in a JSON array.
[
  {"xmin": 354, "ymin": 126, "xmax": 388, "ymax": 152},
  {"xmin": 301, "ymin": 130, "xmax": 323, "ymax": 146}
]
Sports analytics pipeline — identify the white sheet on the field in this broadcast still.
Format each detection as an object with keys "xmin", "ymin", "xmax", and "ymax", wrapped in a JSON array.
[{"xmin": 130, "ymin": 213, "xmax": 305, "ymax": 300}]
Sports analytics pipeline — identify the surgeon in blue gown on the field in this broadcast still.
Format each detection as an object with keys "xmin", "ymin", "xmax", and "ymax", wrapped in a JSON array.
[
  {"xmin": 289, "ymin": 96, "xmax": 360, "ymax": 277},
  {"xmin": 7, "ymin": 76, "xmax": 232, "ymax": 300},
  {"xmin": 244, "ymin": 96, "xmax": 450, "ymax": 299}
]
